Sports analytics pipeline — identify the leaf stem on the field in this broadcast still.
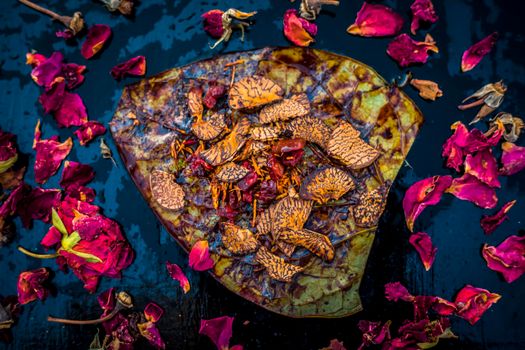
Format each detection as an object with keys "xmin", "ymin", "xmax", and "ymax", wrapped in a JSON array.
[
  {"xmin": 18, "ymin": 0, "xmax": 61, "ymax": 20},
  {"xmin": 18, "ymin": 246, "xmax": 59, "ymax": 259}
]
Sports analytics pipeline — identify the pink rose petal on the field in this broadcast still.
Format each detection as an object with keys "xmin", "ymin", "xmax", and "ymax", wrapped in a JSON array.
[
  {"xmin": 29, "ymin": 51, "xmax": 64, "ymax": 89},
  {"xmin": 189, "ymin": 240, "xmax": 214, "ymax": 271},
  {"xmin": 482, "ymin": 235, "xmax": 525, "ymax": 283},
  {"xmin": 202, "ymin": 10, "xmax": 225, "ymax": 38},
  {"xmin": 464, "ymin": 148, "xmax": 500, "ymax": 188},
  {"xmin": 409, "ymin": 232, "xmax": 437, "ymax": 271},
  {"xmin": 33, "ymin": 121, "xmax": 73, "ymax": 184},
  {"xmin": 499, "ymin": 142, "xmax": 525, "ymax": 176},
  {"xmin": 461, "ymin": 32, "xmax": 498, "ymax": 72},
  {"xmin": 283, "ymin": 9, "xmax": 317, "ymax": 47},
  {"xmin": 454, "ymin": 285, "xmax": 501, "ymax": 325},
  {"xmin": 402, "ymin": 175, "xmax": 453, "ymax": 231},
  {"xmin": 17, "ymin": 267, "xmax": 50, "ymax": 305},
  {"xmin": 410, "ymin": 0, "xmax": 439, "ymax": 34},
  {"xmin": 446, "ymin": 173, "xmax": 498, "ymax": 209},
  {"xmin": 199, "ymin": 315, "xmax": 234, "ymax": 350},
  {"xmin": 110, "ymin": 56, "xmax": 146, "ymax": 80},
  {"xmin": 480, "ymin": 200, "xmax": 516, "ymax": 235},
  {"xmin": 81, "ymin": 24, "xmax": 112, "ymax": 59},
  {"xmin": 54, "ymin": 91, "xmax": 88, "ymax": 127},
  {"xmin": 166, "ymin": 261, "xmax": 190, "ymax": 294},
  {"xmin": 387, "ymin": 34, "xmax": 439, "ymax": 67},
  {"xmin": 60, "ymin": 161, "xmax": 95, "ymax": 189},
  {"xmin": 74, "ymin": 121, "xmax": 107, "ymax": 146},
  {"xmin": 347, "ymin": 2, "xmax": 403, "ymax": 37}
]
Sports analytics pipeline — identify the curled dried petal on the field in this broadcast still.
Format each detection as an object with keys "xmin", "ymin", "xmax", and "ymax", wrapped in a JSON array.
[
  {"xmin": 499, "ymin": 142, "xmax": 525, "ymax": 176},
  {"xmin": 402, "ymin": 175, "xmax": 453, "ymax": 231},
  {"xmin": 202, "ymin": 10, "xmax": 225, "ymax": 38},
  {"xmin": 81, "ymin": 24, "xmax": 112, "ymax": 59},
  {"xmin": 410, "ymin": 0, "xmax": 438, "ymax": 34},
  {"xmin": 17, "ymin": 268, "xmax": 50, "ymax": 305},
  {"xmin": 110, "ymin": 56, "xmax": 146, "ymax": 80},
  {"xmin": 454, "ymin": 285, "xmax": 501, "ymax": 325},
  {"xmin": 464, "ymin": 148, "xmax": 500, "ymax": 188},
  {"xmin": 166, "ymin": 261, "xmax": 190, "ymax": 293},
  {"xmin": 461, "ymin": 32, "xmax": 498, "ymax": 72},
  {"xmin": 384, "ymin": 282, "xmax": 414, "ymax": 302},
  {"xmin": 409, "ymin": 232, "xmax": 437, "ymax": 271},
  {"xmin": 33, "ymin": 122, "xmax": 73, "ymax": 184},
  {"xmin": 144, "ymin": 302, "xmax": 164, "ymax": 323},
  {"xmin": 189, "ymin": 240, "xmax": 214, "ymax": 271},
  {"xmin": 74, "ymin": 121, "xmax": 107, "ymax": 146},
  {"xmin": 283, "ymin": 9, "xmax": 317, "ymax": 47},
  {"xmin": 387, "ymin": 34, "xmax": 439, "ymax": 67},
  {"xmin": 480, "ymin": 200, "xmax": 516, "ymax": 235},
  {"xmin": 446, "ymin": 173, "xmax": 498, "ymax": 209},
  {"xmin": 482, "ymin": 235, "xmax": 525, "ymax": 283},
  {"xmin": 410, "ymin": 78, "xmax": 442, "ymax": 101},
  {"xmin": 199, "ymin": 316, "xmax": 234, "ymax": 350},
  {"xmin": 347, "ymin": 2, "xmax": 403, "ymax": 37}
]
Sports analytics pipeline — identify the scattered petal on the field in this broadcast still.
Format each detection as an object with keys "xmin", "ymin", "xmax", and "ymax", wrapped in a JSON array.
[
  {"xmin": 446, "ymin": 173, "xmax": 498, "ymax": 209},
  {"xmin": 81, "ymin": 24, "xmax": 112, "ymax": 59},
  {"xmin": 461, "ymin": 32, "xmax": 498, "ymax": 72},
  {"xmin": 480, "ymin": 200, "xmax": 516, "ymax": 235},
  {"xmin": 357, "ymin": 320, "xmax": 391, "ymax": 350},
  {"xmin": 17, "ymin": 268, "xmax": 50, "ymax": 305},
  {"xmin": 499, "ymin": 142, "xmax": 525, "ymax": 176},
  {"xmin": 409, "ymin": 232, "xmax": 438, "ymax": 271},
  {"xmin": 110, "ymin": 56, "xmax": 146, "ymax": 80},
  {"xmin": 199, "ymin": 316, "xmax": 234, "ymax": 350},
  {"xmin": 385, "ymin": 282, "xmax": 414, "ymax": 302},
  {"xmin": 464, "ymin": 148, "xmax": 500, "ymax": 188},
  {"xmin": 410, "ymin": 0, "xmax": 438, "ymax": 34},
  {"xmin": 347, "ymin": 2, "xmax": 403, "ymax": 37},
  {"xmin": 283, "ymin": 9, "xmax": 317, "ymax": 47},
  {"xmin": 202, "ymin": 10, "xmax": 225, "ymax": 38},
  {"xmin": 59, "ymin": 161, "xmax": 95, "ymax": 189},
  {"xmin": 74, "ymin": 121, "xmax": 107, "ymax": 146},
  {"xmin": 144, "ymin": 302, "xmax": 164, "ymax": 323},
  {"xmin": 61, "ymin": 62, "xmax": 86, "ymax": 89},
  {"xmin": 33, "ymin": 121, "xmax": 73, "ymax": 184},
  {"xmin": 54, "ymin": 91, "xmax": 88, "ymax": 127},
  {"xmin": 387, "ymin": 34, "xmax": 439, "ymax": 67},
  {"xmin": 166, "ymin": 261, "xmax": 190, "ymax": 294},
  {"xmin": 189, "ymin": 240, "xmax": 214, "ymax": 271},
  {"xmin": 402, "ymin": 175, "xmax": 453, "ymax": 231},
  {"xmin": 482, "ymin": 235, "xmax": 525, "ymax": 283},
  {"xmin": 454, "ymin": 285, "xmax": 501, "ymax": 325},
  {"xmin": 0, "ymin": 129, "xmax": 19, "ymax": 174},
  {"xmin": 410, "ymin": 78, "xmax": 442, "ymax": 101},
  {"xmin": 29, "ymin": 52, "xmax": 64, "ymax": 89}
]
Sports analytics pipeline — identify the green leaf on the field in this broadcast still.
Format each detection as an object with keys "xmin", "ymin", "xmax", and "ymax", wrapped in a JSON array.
[
  {"xmin": 0, "ymin": 154, "xmax": 18, "ymax": 174},
  {"xmin": 52, "ymin": 208, "xmax": 68, "ymax": 237},
  {"xmin": 61, "ymin": 231, "xmax": 81, "ymax": 251}
]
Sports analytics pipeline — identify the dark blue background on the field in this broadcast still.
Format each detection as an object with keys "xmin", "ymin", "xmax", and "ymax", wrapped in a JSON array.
[{"xmin": 1, "ymin": 0, "xmax": 524, "ymax": 349}]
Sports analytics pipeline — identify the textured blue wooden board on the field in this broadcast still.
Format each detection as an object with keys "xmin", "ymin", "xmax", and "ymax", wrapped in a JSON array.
[{"xmin": 0, "ymin": 0, "xmax": 524, "ymax": 349}]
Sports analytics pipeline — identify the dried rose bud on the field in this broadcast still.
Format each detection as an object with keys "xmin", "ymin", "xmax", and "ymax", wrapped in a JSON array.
[
  {"xmin": 410, "ymin": 78, "xmax": 443, "ymax": 101},
  {"xmin": 99, "ymin": 0, "xmax": 134, "ymax": 16}
]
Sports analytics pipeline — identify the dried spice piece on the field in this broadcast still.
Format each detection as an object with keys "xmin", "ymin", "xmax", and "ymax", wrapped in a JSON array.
[
  {"xmin": 254, "ymin": 245, "xmax": 303, "ymax": 282},
  {"xmin": 356, "ymin": 320, "xmax": 391, "ymax": 350},
  {"xmin": 454, "ymin": 285, "xmax": 501, "ymax": 325},
  {"xmin": 499, "ymin": 142, "xmax": 525, "ymax": 176},
  {"xmin": 0, "ymin": 129, "xmax": 19, "ymax": 175},
  {"xmin": 200, "ymin": 316, "xmax": 242, "ymax": 350},
  {"xmin": 410, "ymin": 0, "xmax": 438, "ymax": 34},
  {"xmin": 100, "ymin": 138, "xmax": 117, "ymax": 166},
  {"xmin": 138, "ymin": 303, "xmax": 166, "ymax": 349},
  {"xmin": 149, "ymin": 170, "xmax": 185, "ymax": 211},
  {"xmin": 203, "ymin": 82, "xmax": 227, "ymax": 109},
  {"xmin": 189, "ymin": 240, "xmax": 214, "ymax": 271},
  {"xmin": 300, "ymin": 0, "xmax": 339, "ymax": 21},
  {"xmin": 191, "ymin": 113, "xmax": 227, "ymax": 141},
  {"xmin": 229, "ymin": 76, "xmax": 284, "ymax": 110},
  {"xmin": 458, "ymin": 81, "xmax": 507, "ymax": 124},
  {"xmin": 387, "ymin": 34, "xmax": 439, "ymax": 67},
  {"xmin": 81, "ymin": 24, "xmax": 112, "ymax": 59},
  {"xmin": 18, "ymin": 0, "xmax": 84, "ymax": 38},
  {"xmin": 480, "ymin": 200, "xmax": 516, "ymax": 235},
  {"xmin": 464, "ymin": 148, "xmax": 500, "ymax": 188},
  {"xmin": 410, "ymin": 78, "xmax": 442, "ymax": 101},
  {"xmin": 33, "ymin": 121, "xmax": 73, "ymax": 184},
  {"xmin": 409, "ymin": 232, "xmax": 437, "ymax": 271},
  {"xmin": 321, "ymin": 338, "xmax": 347, "ymax": 350},
  {"xmin": 327, "ymin": 121, "xmax": 379, "ymax": 170},
  {"xmin": 74, "ymin": 121, "xmax": 107, "ymax": 146},
  {"xmin": 215, "ymin": 162, "xmax": 249, "ymax": 183},
  {"xmin": 98, "ymin": 0, "xmax": 134, "ymax": 16},
  {"xmin": 202, "ymin": 9, "xmax": 257, "ymax": 49},
  {"xmin": 352, "ymin": 187, "xmax": 387, "ymax": 228},
  {"xmin": 402, "ymin": 175, "xmax": 452, "ymax": 231},
  {"xmin": 201, "ymin": 119, "xmax": 250, "ymax": 166},
  {"xmin": 221, "ymin": 223, "xmax": 258, "ymax": 254},
  {"xmin": 279, "ymin": 229, "xmax": 335, "ymax": 261},
  {"xmin": 347, "ymin": 2, "xmax": 403, "ymax": 37},
  {"xmin": 283, "ymin": 9, "xmax": 318, "ymax": 47},
  {"xmin": 482, "ymin": 235, "xmax": 525, "ymax": 283},
  {"xmin": 461, "ymin": 32, "xmax": 498, "ymax": 72},
  {"xmin": 287, "ymin": 116, "xmax": 331, "ymax": 148},
  {"xmin": 166, "ymin": 262, "xmax": 190, "ymax": 293},
  {"xmin": 492, "ymin": 112, "xmax": 524, "ymax": 143},
  {"xmin": 250, "ymin": 125, "xmax": 283, "ymax": 142},
  {"xmin": 300, "ymin": 167, "xmax": 355, "ymax": 204},
  {"xmin": 17, "ymin": 268, "xmax": 50, "ymax": 305},
  {"xmin": 110, "ymin": 56, "xmax": 146, "ymax": 80},
  {"xmin": 259, "ymin": 98, "xmax": 309, "ymax": 124},
  {"xmin": 446, "ymin": 173, "xmax": 498, "ymax": 209},
  {"xmin": 187, "ymin": 87, "xmax": 204, "ymax": 120}
]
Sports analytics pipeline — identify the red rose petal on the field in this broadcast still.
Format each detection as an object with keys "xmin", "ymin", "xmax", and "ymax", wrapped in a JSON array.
[
  {"xmin": 81, "ymin": 24, "xmax": 112, "ymax": 59},
  {"xmin": 17, "ymin": 267, "xmax": 50, "ymax": 305},
  {"xmin": 144, "ymin": 302, "xmax": 164, "ymax": 323},
  {"xmin": 409, "ymin": 232, "xmax": 437, "ymax": 271},
  {"xmin": 347, "ymin": 2, "xmax": 403, "ymax": 37},
  {"xmin": 202, "ymin": 10, "xmax": 225, "ymax": 38},
  {"xmin": 283, "ymin": 9, "xmax": 317, "ymax": 47},
  {"xmin": 357, "ymin": 321, "xmax": 390, "ymax": 350},
  {"xmin": 74, "ymin": 121, "xmax": 107, "ymax": 146},
  {"xmin": 203, "ymin": 82, "xmax": 227, "ymax": 109},
  {"xmin": 385, "ymin": 282, "xmax": 414, "ymax": 302},
  {"xmin": 189, "ymin": 240, "xmax": 214, "ymax": 271},
  {"xmin": 499, "ymin": 142, "xmax": 525, "ymax": 176},
  {"xmin": 454, "ymin": 285, "xmax": 501, "ymax": 325},
  {"xmin": 482, "ymin": 235, "xmax": 525, "ymax": 283},
  {"xmin": 410, "ymin": 0, "xmax": 439, "ymax": 34},
  {"xmin": 60, "ymin": 161, "xmax": 95, "ymax": 189},
  {"xmin": 26, "ymin": 52, "xmax": 47, "ymax": 67},
  {"xmin": 62, "ymin": 62, "xmax": 86, "ymax": 90},
  {"xmin": 480, "ymin": 200, "xmax": 516, "ymax": 235},
  {"xmin": 199, "ymin": 316, "xmax": 234, "ymax": 350},
  {"xmin": 402, "ymin": 175, "xmax": 453, "ymax": 231},
  {"xmin": 166, "ymin": 261, "xmax": 190, "ymax": 294},
  {"xmin": 110, "ymin": 56, "xmax": 146, "ymax": 81},
  {"xmin": 54, "ymin": 91, "xmax": 88, "ymax": 128},
  {"xmin": 387, "ymin": 34, "xmax": 439, "ymax": 67},
  {"xmin": 461, "ymin": 32, "xmax": 498, "ymax": 72},
  {"xmin": 446, "ymin": 173, "xmax": 498, "ymax": 209},
  {"xmin": 464, "ymin": 148, "xmax": 500, "ymax": 188},
  {"xmin": 29, "ymin": 51, "xmax": 64, "ymax": 89},
  {"xmin": 33, "ymin": 121, "xmax": 73, "ymax": 184}
]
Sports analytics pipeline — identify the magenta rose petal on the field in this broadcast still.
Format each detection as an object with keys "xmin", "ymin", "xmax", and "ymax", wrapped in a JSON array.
[
  {"xmin": 384, "ymin": 282, "xmax": 414, "ymax": 302},
  {"xmin": 347, "ymin": 2, "xmax": 404, "ymax": 37},
  {"xmin": 202, "ymin": 10, "xmax": 225, "ymax": 38},
  {"xmin": 387, "ymin": 34, "xmax": 439, "ymax": 67},
  {"xmin": 482, "ymin": 235, "xmax": 525, "ymax": 283},
  {"xmin": 410, "ymin": 0, "xmax": 439, "ymax": 34},
  {"xmin": 499, "ymin": 142, "xmax": 525, "ymax": 176},
  {"xmin": 446, "ymin": 173, "xmax": 498, "ymax": 209},
  {"xmin": 17, "ymin": 268, "xmax": 50, "ymax": 305},
  {"xmin": 81, "ymin": 24, "xmax": 112, "ymax": 59},
  {"xmin": 454, "ymin": 285, "xmax": 501, "ymax": 325},
  {"xmin": 33, "ymin": 121, "xmax": 73, "ymax": 184},
  {"xmin": 29, "ymin": 51, "xmax": 64, "ymax": 89},
  {"xmin": 283, "ymin": 9, "xmax": 318, "ymax": 47},
  {"xmin": 464, "ymin": 148, "xmax": 500, "ymax": 188},
  {"xmin": 74, "ymin": 121, "xmax": 107, "ymax": 146},
  {"xmin": 402, "ymin": 175, "xmax": 453, "ymax": 231},
  {"xmin": 188, "ymin": 240, "xmax": 214, "ymax": 271},
  {"xmin": 110, "ymin": 56, "xmax": 146, "ymax": 80},
  {"xmin": 409, "ymin": 232, "xmax": 438, "ymax": 271},
  {"xmin": 461, "ymin": 32, "xmax": 498, "ymax": 72},
  {"xmin": 480, "ymin": 200, "xmax": 516, "ymax": 235},
  {"xmin": 54, "ymin": 91, "xmax": 88, "ymax": 127},
  {"xmin": 199, "ymin": 315, "xmax": 234, "ymax": 350},
  {"xmin": 166, "ymin": 261, "xmax": 190, "ymax": 294},
  {"xmin": 60, "ymin": 161, "xmax": 95, "ymax": 189}
]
